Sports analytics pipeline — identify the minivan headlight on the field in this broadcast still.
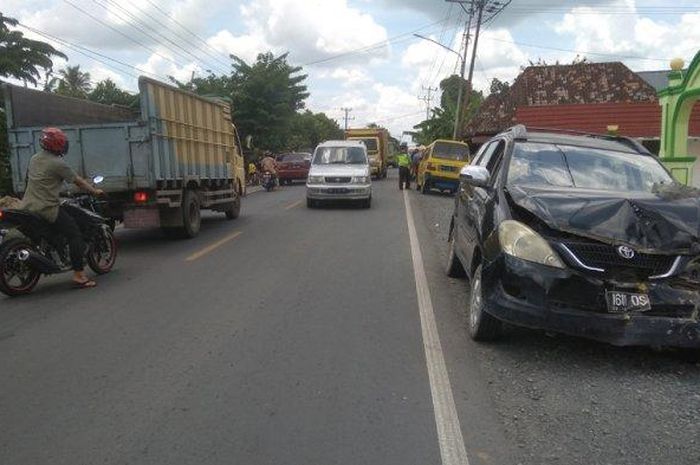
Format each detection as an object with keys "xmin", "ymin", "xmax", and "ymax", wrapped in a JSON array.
[
  {"xmin": 498, "ymin": 220, "xmax": 565, "ymax": 268},
  {"xmin": 352, "ymin": 176, "xmax": 369, "ymax": 184},
  {"xmin": 307, "ymin": 175, "xmax": 324, "ymax": 184}
]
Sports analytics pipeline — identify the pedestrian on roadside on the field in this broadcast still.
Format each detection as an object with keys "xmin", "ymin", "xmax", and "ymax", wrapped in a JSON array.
[
  {"xmin": 397, "ymin": 143, "xmax": 411, "ymax": 190},
  {"xmin": 411, "ymin": 147, "xmax": 422, "ymax": 179}
]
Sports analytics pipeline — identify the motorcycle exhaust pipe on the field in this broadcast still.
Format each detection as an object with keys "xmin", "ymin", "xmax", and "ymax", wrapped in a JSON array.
[{"xmin": 17, "ymin": 249, "xmax": 62, "ymax": 274}]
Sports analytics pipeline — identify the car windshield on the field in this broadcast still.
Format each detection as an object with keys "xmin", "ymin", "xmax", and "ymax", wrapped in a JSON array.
[
  {"xmin": 432, "ymin": 142, "xmax": 470, "ymax": 161},
  {"xmin": 351, "ymin": 138, "xmax": 378, "ymax": 152},
  {"xmin": 277, "ymin": 153, "xmax": 306, "ymax": 162},
  {"xmin": 313, "ymin": 146, "xmax": 368, "ymax": 165},
  {"xmin": 507, "ymin": 142, "xmax": 675, "ymax": 192}
]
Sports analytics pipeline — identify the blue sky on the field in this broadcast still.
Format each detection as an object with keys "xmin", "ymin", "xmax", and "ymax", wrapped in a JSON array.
[{"xmin": 4, "ymin": 1, "xmax": 700, "ymax": 138}]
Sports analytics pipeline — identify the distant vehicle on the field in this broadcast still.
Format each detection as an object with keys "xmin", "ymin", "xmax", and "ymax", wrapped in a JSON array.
[
  {"xmin": 306, "ymin": 141, "xmax": 371, "ymax": 208},
  {"xmin": 276, "ymin": 152, "xmax": 311, "ymax": 185},
  {"xmin": 0, "ymin": 180, "xmax": 116, "ymax": 296},
  {"xmin": 447, "ymin": 125, "xmax": 700, "ymax": 348},
  {"xmin": 345, "ymin": 127, "xmax": 389, "ymax": 179},
  {"xmin": 3, "ymin": 78, "xmax": 245, "ymax": 239},
  {"xmin": 261, "ymin": 172, "xmax": 276, "ymax": 192},
  {"xmin": 416, "ymin": 139, "xmax": 470, "ymax": 195}
]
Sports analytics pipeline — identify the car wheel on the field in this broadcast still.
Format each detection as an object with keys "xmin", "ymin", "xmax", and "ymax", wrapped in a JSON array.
[
  {"xmin": 445, "ymin": 228, "xmax": 466, "ymax": 278},
  {"xmin": 363, "ymin": 197, "xmax": 372, "ymax": 209},
  {"xmin": 181, "ymin": 189, "xmax": 201, "ymax": 238},
  {"xmin": 306, "ymin": 198, "xmax": 314, "ymax": 208},
  {"xmin": 468, "ymin": 264, "xmax": 502, "ymax": 341}
]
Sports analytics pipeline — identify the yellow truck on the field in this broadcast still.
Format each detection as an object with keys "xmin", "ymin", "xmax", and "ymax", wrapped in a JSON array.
[{"xmin": 345, "ymin": 127, "xmax": 389, "ymax": 179}]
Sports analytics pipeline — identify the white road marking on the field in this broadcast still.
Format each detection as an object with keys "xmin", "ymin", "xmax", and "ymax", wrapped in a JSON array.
[{"xmin": 403, "ymin": 190, "xmax": 470, "ymax": 465}]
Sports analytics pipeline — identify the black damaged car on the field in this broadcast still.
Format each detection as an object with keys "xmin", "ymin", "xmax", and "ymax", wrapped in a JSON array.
[{"xmin": 446, "ymin": 125, "xmax": 700, "ymax": 348}]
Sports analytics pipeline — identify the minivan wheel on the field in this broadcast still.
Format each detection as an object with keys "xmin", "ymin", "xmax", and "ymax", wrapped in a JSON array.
[
  {"xmin": 445, "ymin": 230, "xmax": 466, "ymax": 278},
  {"xmin": 468, "ymin": 264, "xmax": 502, "ymax": 341}
]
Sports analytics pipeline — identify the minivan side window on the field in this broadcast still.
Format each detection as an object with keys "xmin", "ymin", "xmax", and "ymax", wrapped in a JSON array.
[
  {"xmin": 475, "ymin": 141, "xmax": 499, "ymax": 168},
  {"xmin": 485, "ymin": 140, "xmax": 505, "ymax": 173},
  {"xmin": 471, "ymin": 142, "xmax": 494, "ymax": 166}
]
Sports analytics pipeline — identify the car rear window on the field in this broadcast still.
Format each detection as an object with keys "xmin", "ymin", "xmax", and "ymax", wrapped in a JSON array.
[
  {"xmin": 432, "ymin": 142, "xmax": 470, "ymax": 161},
  {"xmin": 277, "ymin": 153, "xmax": 306, "ymax": 162},
  {"xmin": 508, "ymin": 142, "xmax": 675, "ymax": 192}
]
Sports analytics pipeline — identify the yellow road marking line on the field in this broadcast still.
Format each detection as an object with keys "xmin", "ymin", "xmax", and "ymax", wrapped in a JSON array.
[
  {"xmin": 284, "ymin": 199, "xmax": 303, "ymax": 210},
  {"xmin": 185, "ymin": 231, "xmax": 243, "ymax": 262}
]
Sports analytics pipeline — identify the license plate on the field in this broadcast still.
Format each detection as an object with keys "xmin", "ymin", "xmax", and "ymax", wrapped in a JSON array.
[
  {"xmin": 328, "ymin": 188, "xmax": 348, "ymax": 194},
  {"xmin": 605, "ymin": 291, "xmax": 651, "ymax": 313}
]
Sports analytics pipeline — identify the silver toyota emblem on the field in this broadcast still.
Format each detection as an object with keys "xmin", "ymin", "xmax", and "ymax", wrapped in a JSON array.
[{"xmin": 617, "ymin": 246, "xmax": 635, "ymax": 259}]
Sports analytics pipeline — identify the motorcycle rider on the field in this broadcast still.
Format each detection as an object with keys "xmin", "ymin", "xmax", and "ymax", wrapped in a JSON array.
[
  {"xmin": 20, "ymin": 127, "xmax": 105, "ymax": 289},
  {"xmin": 260, "ymin": 151, "xmax": 279, "ymax": 186}
]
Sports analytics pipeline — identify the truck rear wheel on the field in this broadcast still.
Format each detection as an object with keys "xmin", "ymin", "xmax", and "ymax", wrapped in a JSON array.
[{"xmin": 181, "ymin": 189, "xmax": 201, "ymax": 238}]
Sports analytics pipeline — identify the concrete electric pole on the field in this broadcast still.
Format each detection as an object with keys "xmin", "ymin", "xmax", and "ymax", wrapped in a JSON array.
[
  {"xmin": 340, "ymin": 107, "xmax": 355, "ymax": 131},
  {"xmin": 419, "ymin": 85, "xmax": 439, "ymax": 120}
]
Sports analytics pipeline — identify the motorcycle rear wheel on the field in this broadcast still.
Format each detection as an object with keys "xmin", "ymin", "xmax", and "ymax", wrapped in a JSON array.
[
  {"xmin": 87, "ymin": 228, "xmax": 117, "ymax": 274},
  {"xmin": 0, "ymin": 238, "xmax": 40, "ymax": 296}
]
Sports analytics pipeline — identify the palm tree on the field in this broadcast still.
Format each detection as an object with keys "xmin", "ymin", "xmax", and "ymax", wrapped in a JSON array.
[
  {"xmin": 0, "ymin": 13, "xmax": 66, "ymax": 86},
  {"xmin": 54, "ymin": 65, "xmax": 92, "ymax": 98}
]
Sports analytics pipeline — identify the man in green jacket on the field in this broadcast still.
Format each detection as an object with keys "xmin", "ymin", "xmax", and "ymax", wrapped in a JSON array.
[{"xmin": 397, "ymin": 144, "xmax": 411, "ymax": 190}]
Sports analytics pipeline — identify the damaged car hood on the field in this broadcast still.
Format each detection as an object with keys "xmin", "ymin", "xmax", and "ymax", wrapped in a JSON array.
[{"xmin": 507, "ymin": 184, "xmax": 700, "ymax": 254}]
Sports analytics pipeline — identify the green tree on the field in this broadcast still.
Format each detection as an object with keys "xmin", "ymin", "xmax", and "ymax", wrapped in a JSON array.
[
  {"xmin": 89, "ymin": 78, "xmax": 138, "ymax": 108},
  {"xmin": 287, "ymin": 110, "xmax": 343, "ymax": 150},
  {"xmin": 229, "ymin": 52, "xmax": 309, "ymax": 151},
  {"xmin": 413, "ymin": 74, "xmax": 483, "ymax": 144},
  {"xmin": 0, "ymin": 13, "xmax": 66, "ymax": 86},
  {"xmin": 52, "ymin": 65, "xmax": 92, "ymax": 98},
  {"xmin": 0, "ymin": 109, "xmax": 10, "ymax": 195}
]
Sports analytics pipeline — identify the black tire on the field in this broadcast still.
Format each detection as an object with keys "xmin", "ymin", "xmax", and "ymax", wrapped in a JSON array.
[
  {"xmin": 181, "ymin": 189, "xmax": 201, "ymax": 238},
  {"xmin": 0, "ymin": 238, "xmax": 40, "ymax": 297},
  {"xmin": 87, "ymin": 227, "xmax": 117, "ymax": 275},
  {"xmin": 306, "ymin": 198, "xmax": 314, "ymax": 208},
  {"xmin": 446, "ymin": 228, "xmax": 466, "ymax": 278},
  {"xmin": 468, "ymin": 264, "xmax": 502, "ymax": 341},
  {"xmin": 224, "ymin": 196, "xmax": 241, "ymax": 220},
  {"xmin": 362, "ymin": 197, "xmax": 371, "ymax": 209}
]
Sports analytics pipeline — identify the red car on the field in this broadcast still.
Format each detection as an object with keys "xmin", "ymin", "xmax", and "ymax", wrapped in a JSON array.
[{"xmin": 276, "ymin": 152, "xmax": 311, "ymax": 185}]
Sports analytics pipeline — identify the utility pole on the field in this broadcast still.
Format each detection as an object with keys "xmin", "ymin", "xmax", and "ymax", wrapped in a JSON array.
[
  {"xmin": 446, "ymin": 0, "xmax": 508, "ymax": 139},
  {"xmin": 419, "ymin": 85, "xmax": 438, "ymax": 120},
  {"xmin": 340, "ymin": 107, "xmax": 354, "ymax": 131}
]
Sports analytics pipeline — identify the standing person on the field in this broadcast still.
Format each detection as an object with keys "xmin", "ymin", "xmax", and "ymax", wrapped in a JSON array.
[
  {"xmin": 411, "ymin": 146, "xmax": 423, "ymax": 189},
  {"xmin": 397, "ymin": 143, "xmax": 411, "ymax": 190},
  {"xmin": 20, "ymin": 127, "xmax": 105, "ymax": 289},
  {"xmin": 247, "ymin": 160, "xmax": 257, "ymax": 185}
]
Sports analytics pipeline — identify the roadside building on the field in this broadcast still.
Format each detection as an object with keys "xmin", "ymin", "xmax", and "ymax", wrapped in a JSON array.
[{"xmin": 465, "ymin": 61, "xmax": 700, "ymax": 156}]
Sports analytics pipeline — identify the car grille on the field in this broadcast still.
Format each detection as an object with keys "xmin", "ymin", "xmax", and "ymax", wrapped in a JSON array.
[
  {"xmin": 325, "ymin": 176, "xmax": 351, "ymax": 183},
  {"xmin": 560, "ymin": 240, "xmax": 678, "ymax": 278},
  {"xmin": 439, "ymin": 165, "xmax": 457, "ymax": 172}
]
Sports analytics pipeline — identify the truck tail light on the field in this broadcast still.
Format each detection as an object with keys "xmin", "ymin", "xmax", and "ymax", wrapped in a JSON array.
[{"xmin": 134, "ymin": 191, "xmax": 149, "ymax": 203}]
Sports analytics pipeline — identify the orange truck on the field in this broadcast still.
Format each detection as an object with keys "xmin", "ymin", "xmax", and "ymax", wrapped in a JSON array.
[{"xmin": 345, "ymin": 127, "xmax": 389, "ymax": 179}]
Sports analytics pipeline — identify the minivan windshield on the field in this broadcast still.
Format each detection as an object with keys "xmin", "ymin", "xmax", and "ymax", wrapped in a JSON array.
[
  {"xmin": 508, "ymin": 142, "xmax": 675, "ymax": 192},
  {"xmin": 433, "ymin": 142, "xmax": 470, "ymax": 161},
  {"xmin": 313, "ymin": 146, "xmax": 368, "ymax": 165}
]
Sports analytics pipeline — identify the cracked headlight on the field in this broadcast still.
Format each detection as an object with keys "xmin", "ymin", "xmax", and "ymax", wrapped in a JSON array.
[
  {"xmin": 498, "ymin": 220, "xmax": 564, "ymax": 269},
  {"xmin": 307, "ymin": 175, "xmax": 324, "ymax": 184},
  {"xmin": 352, "ymin": 176, "xmax": 369, "ymax": 183}
]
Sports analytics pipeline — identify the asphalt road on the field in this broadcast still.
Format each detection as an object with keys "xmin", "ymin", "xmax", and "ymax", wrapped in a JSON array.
[{"xmin": 1, "ymin": 170, "xmax": 698, "ymax": 465}]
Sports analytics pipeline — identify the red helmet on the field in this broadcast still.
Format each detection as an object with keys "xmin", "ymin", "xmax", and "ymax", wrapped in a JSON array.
[{"xmin": 40, "ymin": 127, "xmax": 69, "ymax": 155}]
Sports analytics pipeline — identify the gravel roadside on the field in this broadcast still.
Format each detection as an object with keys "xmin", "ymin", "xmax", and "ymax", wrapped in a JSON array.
[{"xmin": 412, "ymin": 188, "xmax": 700, "ymax": 465}]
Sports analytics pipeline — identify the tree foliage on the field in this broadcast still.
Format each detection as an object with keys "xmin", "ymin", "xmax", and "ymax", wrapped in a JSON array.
[
  {"xmin": 412, "ymin": 74, "xmax": 483, "ymax": 145},
  {"xmin": 89, "ymin": 78, "xmax": 138, "ymax": 108},
  {"xmin": 0, "ymin": 13, "xmax": 66, "ymax": 86},
  {"xmin": 51, "ymin": 65, "xmax": 92, "ymax": 98},
  {"xmin": 287, "ymin": 110, "xmax": 344, "ymax": 151}
]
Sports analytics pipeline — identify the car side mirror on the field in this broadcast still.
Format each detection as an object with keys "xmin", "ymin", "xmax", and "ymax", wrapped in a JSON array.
[{"xmin": 459, "ymin": 165, "xmax": 490, "ymax": 188}]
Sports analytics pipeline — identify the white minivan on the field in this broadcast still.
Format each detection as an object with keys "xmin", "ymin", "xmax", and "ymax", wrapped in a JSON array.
[{"xmin": 306, "ymin": 140, "xmax": 372, "ymax": 208}]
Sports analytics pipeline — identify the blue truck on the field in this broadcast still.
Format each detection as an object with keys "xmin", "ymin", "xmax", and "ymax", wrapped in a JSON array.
[{"xmin": 3, "ymin": 77, "xmax": 246, "ymax": 238}]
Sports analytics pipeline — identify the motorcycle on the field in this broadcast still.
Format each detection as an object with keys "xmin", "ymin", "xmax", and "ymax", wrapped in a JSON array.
[
  {"xmin": 0, "ymin": 176, "xmax": 117, "ymax": 296},
  {"xmin": 262, "ymin": 171, "xmax": 276, "ymax": 192}
]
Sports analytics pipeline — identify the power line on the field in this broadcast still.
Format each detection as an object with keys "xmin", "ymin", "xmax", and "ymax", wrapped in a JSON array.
[
  {"xmin": 91, "ymin": 0, "xmax": 229, "ymax": 74},
  {"xmin": 17, "ymin": 22, "xmax": 166, "ymax": 81},
  {"xmin": 136, "ymin": 0, "xmax": 232, "ymax": 68},
  {"xmin": 61, "ymin": 0, "xmax": 187, "ymax": 70}
]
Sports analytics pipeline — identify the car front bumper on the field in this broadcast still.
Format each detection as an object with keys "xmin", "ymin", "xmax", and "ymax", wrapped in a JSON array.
[
  {"xmin": 481, "ymin": 255, "xmax": 700, "ymax": 348},
  {"xmin": 306, "ymin": 184, "xmax": 371, "ymax": 200}
]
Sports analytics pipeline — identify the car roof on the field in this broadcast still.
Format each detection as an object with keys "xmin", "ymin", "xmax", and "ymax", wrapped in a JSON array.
[
  {"xmin": 499, "ymin": 125, "xmax": 649, "ymax": 155},
  {"xmin": 316, "ymin": 140, "xmax": 366, "ymax": 148}
]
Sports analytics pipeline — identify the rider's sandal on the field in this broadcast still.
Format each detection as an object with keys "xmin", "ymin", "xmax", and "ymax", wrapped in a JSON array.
[{"xmin": 72, "ymin": 279, "xmax": 97, "ymax": 289}]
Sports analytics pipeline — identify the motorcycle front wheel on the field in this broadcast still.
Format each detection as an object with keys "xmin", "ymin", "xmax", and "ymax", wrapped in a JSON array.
[
  {"xmin": 0, "ymin": 238, "xmax": 40, "ymax": 296},
  {"xmin": 87, "ymin": 227, "xmax": 117, "ymax": 274}
]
